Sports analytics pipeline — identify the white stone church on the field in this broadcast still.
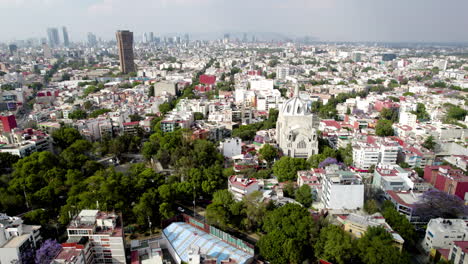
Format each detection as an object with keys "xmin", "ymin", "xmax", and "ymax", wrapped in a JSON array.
[{"xmin": 276, "ymin": 84, "xmax": 320, "ymax": 158}]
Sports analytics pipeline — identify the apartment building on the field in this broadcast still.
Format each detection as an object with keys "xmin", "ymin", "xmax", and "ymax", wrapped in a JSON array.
[
  {"xmin": 66, "ymin": 210, "xmax": 126, "ymax": 263},
  {"xmin": 321, "ymin": 165, "xmax": 364, "ymax": 210},
  {"xmin": 423, "ymin": 218, "xmax": 468, "ymax": 252},
  {"xmin": 228, "ymin": 175, "xmax": 260, "ymax": 201},
  {"xmin": 352, "ymin": 136, "xmax": 399, "ymax": 170},
  {"xmin": 0, "ymin": 213, "xmax": 42, "ymax": 264}
]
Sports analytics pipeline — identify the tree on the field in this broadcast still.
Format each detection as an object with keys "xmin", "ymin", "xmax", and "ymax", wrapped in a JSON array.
[
  {"xmin": 52, "ymin": 127, "xmax": 83, "ymax": 150},
  {"xmin": 413, "ymin": 189, "xmax": 468, "ymax": 221},
  {"xmin": 35, "ymin": 239, "xmax": 62, "ymax": 264},
  {"xmin": 258, "ymin": 204, "xmax": 317, "ymax": 264},
  {"xmin": 357, "ymin": 226, "xmax": 410, "ymax": 264},
  {"xmin": 148, "ymin": 85, "xmax": 155, "ymax": 97},
  {"xmin": 89, "ymin": 108, "xmax": 111, "ymax": 118},
  {"xmin": 193, "ymin": 112, "xmax": 204, "ymax": 121},
  {"xmin": 159, "ymin": 202, "xmax": 174, "ymax": 220},
  {"xmin": 422, "ymin": 135, "xmax": 436, "ymax": 150},
  {"xmin": 382, "ymin": 205, "xmax": 416, "ymax": 248},
  {"xmin": 129, "ymin": 114, "xmax": 143, "ymax": 122},
  {"xmin": 364, "ymin": 199, "xmax": 379, "ymax": 214},
  {"xmin": 0, "ymin": 152, "xmax": 19, "ymax": 174},
  {"xmin": 258, "ymin": 144, "xmax": 278, "ymax": 167},
  {"xmin": 375, "ymin": 120, "xmax": 394, "ymax": 137},
  {"xmin": 380, "ymin": 108, "xmax": 399, "ymax": 122},
  {"xmin": 315, "ymin": 225, "xmax": 356, "ymax": 264},
  {"xmin": 273, "ymin": 156, "xmax": 308, "ymax": 182},
  {"xmin": 68, "ymin": 109, "xmax": 88, "ymax": 120},
  {"xmin": 295, "ymin": 185, "xmax": 313, "ymax": 208}
]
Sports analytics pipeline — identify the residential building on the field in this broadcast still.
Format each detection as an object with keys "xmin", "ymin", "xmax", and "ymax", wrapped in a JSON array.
[
  {"xmin": 337, "ymin": 213, "xmax": 404, "ymax": 251},
  {"xmin": 219, "ymin": 138, "xmax": 242, "ymax": 159},
  {"xmin": 66, "ymin": 210, "xmax": 125, "ymax": 263},
  {"xmin": 373, "ymin": 164, "xmax": 430, "ymax": 192},
  {"xmin": 53, "ymin": 237, "xmax": 92, "ymax": 264},
  {"xmin": 0, "ymin": 213, "xmax": 42, "ymax": 264},
  {"xmin": 116, "ymin": 30, "xmax": 135, "ymax": 74},
  {"xmin": 424, "ymin": 166, "xmax": 468, "ymax": 201},
  {"xmin": 448, "ymin": 241, "xmax": 468, "ymax": 264},
  {"xmin": 0, "ymin": 115, "xmax": 17, "ymax": 133},
  {"xmin": 321, "ymin": 165, "xmax": 364, "ymax": 210},
  {"xmin": 154, "ymin": 81, "xmax": 177, "ymax": 96},
  {"xmin": 352, "ymin": 136, "xmax": 399, "ymax": 170},
  {"xmin": 423, "ymin": 218, "xmax": 468, "ymax": 252},
  {"xmin": 399, "ymin": 112, "xmax": 417, "ymax": 127},
  {"xmin": 228, "ymin": 175, "xmax": 260, "ymax": 201},
  {"xmin": 276, "ymin": 84, "xmax": 319, "ymax": 158},
  {"xmin": 385, "ymin": 190, "xmax": 424, "ymax": 223}
]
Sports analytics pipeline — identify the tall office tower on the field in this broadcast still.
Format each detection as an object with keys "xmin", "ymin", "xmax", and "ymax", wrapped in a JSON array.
[
  {"xmin": 116, "ymin": 30, "xmax": 135, "ymax": 74},
  {"xmin": 62, "ymin": 26, "xmax": 70, "ymax": 47},
  {"xmin": 143, "ymin": 32, "xmax": 149, "ymax": 43},
  {"xmin": 149, "ymin": 32, "xmax": 154, "ymax": 42},
  {"xmin": 184, "ymin": 33, "xmax": 189, "ymax": 43},
  {"xmin": 8, "ymin": 44, "xmax": 17, "ymax": 55},
  {"xmin": 242, "ymin": 33, "xmax": 248, "ymax": 43},
  {"xmin": 46, "ymin": 27, "xmax": 60, "ymax": 47},
  {"xmin": 87, "ymin": 32, "xmax": 97, "ymax": 47},
  {"xmin": 223, "ymin": 33, "xmax": 230, "ymax": 44}
]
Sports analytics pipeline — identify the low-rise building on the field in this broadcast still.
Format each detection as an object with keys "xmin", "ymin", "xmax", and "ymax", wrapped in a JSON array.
[
  {"xmin": 424, "ymin": 166, "xmax": 468, "ymax": 201},
  {"xmin": 336, "ymin": 213, "xmax": 404, "ymax": 251},
  {"xmin": 0, "ymin": 213, "xmax": 42, "ymax": 264},
  {"xmin": 423, "ymin": 218, "xmax": 468, "ymax": 252},
  {"xmin": 219, "ymin": 138, "xmax": 242, "ymax": 159},
  {"xmin": 228, "ymin": 175, "xmax": 260, "ymax": 201},
  {"xmin": 385, "ymin": 190, "xmax": 424, "ymax": 223},
  {"xmin": 448, "ymin": 241, "xmax": 468, "ymax": 264}
]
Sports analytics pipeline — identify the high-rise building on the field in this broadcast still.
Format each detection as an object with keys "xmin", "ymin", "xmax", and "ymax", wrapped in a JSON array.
[
  {"xmin": 149, "ymin": 32, "xmax": 154, "ymax": 42},
  {"xmin": 87, "ymin": 32, "xmax": 97, "ymax": 47},
  {"xmin": 116, "ymin": 30, "xmax": 135, "ymax": 74},
  {"xmin": 184, "ymin": 33, "xmax": 189, "ymax": 43},
  {"xmin": 46, "ymin": 27, "xmax": 60, "ymax": 47},
  {"xmin": 62, "ymin": 26, "xmax": 70, "ymax": 47},
  {"xmin": 8, "ymin": 44, "xmax": 17, "ymax": 55}
]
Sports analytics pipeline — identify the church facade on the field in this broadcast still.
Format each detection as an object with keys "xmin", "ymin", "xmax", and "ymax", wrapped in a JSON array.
[{"xmin": 276, "ymin": 85, "xmax": 320, "ymax": 158}]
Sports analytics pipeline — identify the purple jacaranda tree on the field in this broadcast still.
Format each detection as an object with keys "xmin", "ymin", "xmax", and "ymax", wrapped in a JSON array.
[
  {"xmin": 352, "ymin": 108, "xmax": 364, "ymax": 116},
  {"xmin": 35, "ymin": 239, "xmax": 62, "ymax": 264},
  {"xmin": 413, "ymin": 189, "xmax": 468, "ymax": 221},
  {"xmin": 319, "ymin": 157, "xmax": 339, "ymax": 168}
]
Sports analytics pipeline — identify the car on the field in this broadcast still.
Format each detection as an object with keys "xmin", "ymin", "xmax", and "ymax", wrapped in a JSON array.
[{"xmin": 177, "ymin": 207, "xmax": 185, "ymax": 212}]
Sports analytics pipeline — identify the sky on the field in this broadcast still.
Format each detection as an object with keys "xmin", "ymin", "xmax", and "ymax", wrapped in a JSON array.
[{"xmin": 1, "ymin": 0, "xmax": 468, "ymax": 43}]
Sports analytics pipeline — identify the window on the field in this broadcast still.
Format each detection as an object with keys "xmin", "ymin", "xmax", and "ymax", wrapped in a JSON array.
[{"xmin": 297, "ymin": 140, "xmax": 306, "ymax": 149}]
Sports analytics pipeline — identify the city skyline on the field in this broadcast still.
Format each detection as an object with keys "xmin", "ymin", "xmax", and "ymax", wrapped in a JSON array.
[{"xmin": 1, "ymin": 0, "xmax": 468, "ymax": 43}]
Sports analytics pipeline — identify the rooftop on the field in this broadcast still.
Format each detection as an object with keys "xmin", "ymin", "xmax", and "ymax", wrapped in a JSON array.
[{"xmin": 163, "ymin": 222, "xmax": 253, "ymax": 264}]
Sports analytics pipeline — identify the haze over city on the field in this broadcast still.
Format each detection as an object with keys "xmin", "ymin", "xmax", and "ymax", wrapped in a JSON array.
[{"xmin": 2, "ymin": 0, "xmax": 468, "ymax": 42}]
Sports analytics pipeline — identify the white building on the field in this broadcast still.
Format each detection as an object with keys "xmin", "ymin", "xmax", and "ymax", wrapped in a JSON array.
[
  {"xmin": 352, "ymin": 136, "xmax": 399, "ymax": 170},
  {"xmin": 399, "ymin": 112, "xmax": 417, "ymax": 127},
  {"xmin": 66, "ymin": 210, "xmax": 126, "ymax": 263},
  {"xmin": 219, "ymin": 138, "xmax": 242, "ymax": 159},
  {"xmin": 276, "ymin": 84, "xmax": 320, "ymax": 158},
  {"xmin": 321, "ymin": 165, "xmax": 364, "ymax": 210},
  {"xmin": 276, "ymin": 67, "xmax": 289, "ymax": 80},
  {"xmin": 228, "ymin": 175, "xmax": 260, "ymax": 201},
  {"xmin": 0, "ymin": 213, "xmax": 42, "ymax": 264},
  {"xmin": 423, "ymin": 218, "xmax": 468, "ymax": 252},
  {"xmin": 448, "ymin": 241, "xmax": 468, "ymax": 264}
]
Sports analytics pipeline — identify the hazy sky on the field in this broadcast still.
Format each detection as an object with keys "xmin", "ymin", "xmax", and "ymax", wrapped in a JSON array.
[{"xmin": 1, "ymin": 0, "xmax": 468, "ymax": 42}]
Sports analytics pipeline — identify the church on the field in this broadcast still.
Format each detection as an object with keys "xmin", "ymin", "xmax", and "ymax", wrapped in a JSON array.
[{"xmin": 276, "ymin": 84, "xmax": 320, "ymax": 158}]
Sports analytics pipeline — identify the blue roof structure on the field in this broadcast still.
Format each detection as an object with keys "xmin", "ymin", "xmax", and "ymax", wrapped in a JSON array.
[{"xmin": 163, "ymin": 222, "xmax": 253, "ymax": 264}]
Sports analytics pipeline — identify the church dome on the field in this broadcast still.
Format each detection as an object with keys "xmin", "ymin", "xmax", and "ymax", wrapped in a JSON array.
[{"xmin": 281, "ymin": 96, "xmax": 311, "ymax": 116}]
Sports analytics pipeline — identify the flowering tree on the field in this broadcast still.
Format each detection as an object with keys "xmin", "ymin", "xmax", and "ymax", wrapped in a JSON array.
[
  {"xmin": 318, "ymin": 157, "xmax": 339, "ymax": 168},
  {"xmin": 413, "ymin": 189, "xmax": 468, "ymax": 221},
  {"xmin": 35, "ymin": 239, "xmax": 62, "ymax": 264}
]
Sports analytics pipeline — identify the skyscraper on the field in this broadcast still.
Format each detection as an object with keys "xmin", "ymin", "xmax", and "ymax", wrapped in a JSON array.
[
  {"xmin": 87, "ymin": 32, "xmax": 97, "ymax": 47},
  {"xmin": 116, "ymin": 30, "xmax": 135, "ymax": 74},
  {"xmin": 46, "ymin": 28, "xmax": 60, "ymax": 47},
  {"xmin": 62, "ymin": 26, "xmax": 69, "ymax": 47}
]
